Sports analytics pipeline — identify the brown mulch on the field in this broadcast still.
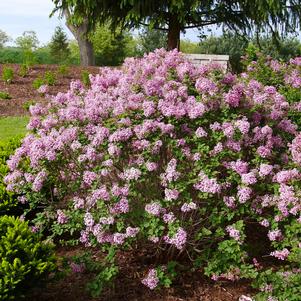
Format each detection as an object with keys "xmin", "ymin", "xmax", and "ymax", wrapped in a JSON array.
[
  {"xmin": 0, "ymin": 64, "xmax": 100, "ymax": 117},
  {"xmin": 26, "ymin": 246, "xmax": 256, "ymax": 301}
]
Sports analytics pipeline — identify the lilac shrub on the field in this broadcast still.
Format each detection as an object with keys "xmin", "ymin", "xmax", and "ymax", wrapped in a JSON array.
[
  {"xmin": 242, "ymin": 53, "xmax": 301, "ymax": 131},
  {"xmin": 5, "ymin": 49, "xmax": 301, "ymax": 298}
]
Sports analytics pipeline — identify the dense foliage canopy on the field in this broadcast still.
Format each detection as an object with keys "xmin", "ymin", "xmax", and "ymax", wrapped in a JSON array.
[{"xmin": 52, "ymin": 0, "xmax": 301, "ymax": 49}]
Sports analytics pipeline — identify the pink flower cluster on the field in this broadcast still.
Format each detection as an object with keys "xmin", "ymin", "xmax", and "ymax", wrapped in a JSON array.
[
  {"xmin": 37, "ymin": 84, "xmax": 49, "ymax": 95},
  {"xmin": 141, "ymin": 269, "xmax": 159, "ymax": 290}
]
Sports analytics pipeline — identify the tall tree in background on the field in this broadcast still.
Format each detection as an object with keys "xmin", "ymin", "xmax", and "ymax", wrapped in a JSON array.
[
  {"xmin": 15, "ymin": 31, "xmax": 40, "ymax": 66},
  {"xmin": 15, "ymin": 31, "xmax": 39, "ymax": 51},
  {"xmin": 49, "ymin": 26, "xmax": 70, "ymax": 63},
  {"xmin": 52, "ymin": 0, "xmax": 301, "ymax": 50},
  {"xmin": 0, "ymin": 30, "xmax": 10, "ymax": 48}
]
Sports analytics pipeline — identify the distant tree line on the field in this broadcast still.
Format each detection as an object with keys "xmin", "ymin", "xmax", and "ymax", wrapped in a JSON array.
[{"xmin": 0, "ymin": 26, "xmax": 300, "ymax": 72}]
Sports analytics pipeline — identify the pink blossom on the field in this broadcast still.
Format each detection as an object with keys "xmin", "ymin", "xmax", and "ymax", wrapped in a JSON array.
[
  {"xmin": 259, "ymin": 164, "xmax": 273, "ymax": 177},
  {"xmin": 122, "ymin": 167, "xmax": 141, "ymax": 181},
  {"xmin": 241, "ymin": 172, "xmax": 257, "ymax": 185},
  {"xmin": 226, "ymin": 226, "xmax": 241, "ymax": 241},
  {"xmin": 270, "ymin": 248, "xmax": 290, "ymax": 260},
  {"xmin": 145, "ymin": 203, "xmax": 162, "ymax": 216},
  {"xmin": 126, "ymin": 227, "xmax": 140, "ymax": 237},
  {"xmin": 37, "ymin": 84, "xmax": 49, "ymax": 94},
  {"xmin": 162, "ymin": 212, "xmax": 176, "ymax": 223},
  {"xmin": 195, "ymin": 127, "xmax": 207, "ymax": 138},
  {"xmin": 83, "ymin": 171, "xmax": 98, "ymax": 186},
  {"xmin": 141, "ymin": 269, "xmax": 159, "ymax": 290},
  {"xmin": 268, "ymin": 229, "xmax": 282, "ymax": 241},
  {"xmin": 70, "ymin": 262, "xmax": 85, "ymax": 273},
  {"xmin": 164, "ymin": 227, "xmax": 187, "ymax": 250},
  {"xmin": 57, "ymin": 210, "xmax": 68, "ymax": 224},
  {"xmin": 181, "ymin": 202, "xmax": 197, "ymax": 212},
  {"xmin": 237, "ymin": 186, "xmax": 252, "ymax": 203},
  {"xmin": 165, "ymin": 188, "xmax": 179, "ymax": 201}
]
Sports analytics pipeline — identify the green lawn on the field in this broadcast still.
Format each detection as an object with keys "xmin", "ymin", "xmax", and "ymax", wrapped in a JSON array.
[{"xmin": 0, "ymin": 116, "xmax": 29, "ymax": 142}]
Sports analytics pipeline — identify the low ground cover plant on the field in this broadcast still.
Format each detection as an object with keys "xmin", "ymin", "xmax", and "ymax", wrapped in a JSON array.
[
  {"xmin": 32, "ymin": 77, "xmax": 45, "ymax": 90},
  {"xmin": 1, "ymin": 66, "xmax": 14, "ymax": 84},
  {"xmin": 44, "ymin": 71, "xmax": 56, "ymax": 86},
  {"xmin": 18, "ymin": 64, "xmax": 29, "ymax": 78},
  {"xmin": 0, "ymin": 91, "xmax": 11, "ymax": 100},
  {"xmin": 57, "ymin": 64, "xmax": 69, "ymax": 77},
  {"xmin": 23, "ymin": 100, "xmax": 36, "ymax": 111},
  {"xmin": 32, "ymin": 71, "xmax": 56, "ymax": 92},
  {"xmin": 5, "ymin": 49, "xmax": 301, "ymax": 300}
]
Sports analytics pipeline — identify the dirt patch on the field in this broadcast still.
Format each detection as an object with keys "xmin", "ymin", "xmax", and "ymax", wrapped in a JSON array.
[
  {"xmin": 0, "ymin": 64, "xmax": 100, "ymax": 117},
  {"xmin": 27, "ymin": 246, "xmax": 256, "ymax": 301}
]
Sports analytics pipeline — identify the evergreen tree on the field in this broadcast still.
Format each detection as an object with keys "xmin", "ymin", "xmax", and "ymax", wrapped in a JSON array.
[
  {"xmin": 53, "ymin": 0, "xmax": 301, "ymax": 50},
  {"xmin": 49, "ymin": 26, "xmax": 70, "ymax": 63}
]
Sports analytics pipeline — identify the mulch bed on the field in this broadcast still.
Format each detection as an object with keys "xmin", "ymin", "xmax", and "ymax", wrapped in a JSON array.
[
  {"xmin": 0, "ymin": 64, "xmax": 100, "ymax": 117},
  {"xmin": 26, "ymin": 245, "xmax": 256, "ymax": 301}
]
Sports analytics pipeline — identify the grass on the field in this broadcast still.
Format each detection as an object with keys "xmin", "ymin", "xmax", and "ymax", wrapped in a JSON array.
[{"xmin": 0, "ymin": 116, "xmax": 29, "ymax": 142}]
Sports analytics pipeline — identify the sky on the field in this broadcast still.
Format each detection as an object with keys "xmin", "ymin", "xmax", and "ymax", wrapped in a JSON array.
[
  {"xmin": 0, "ymin": 0, "xmax": 71, "ymax": 46},
  {"xmin": 0, "ymin": 0, "xmax": 204, "ymax": 46}
]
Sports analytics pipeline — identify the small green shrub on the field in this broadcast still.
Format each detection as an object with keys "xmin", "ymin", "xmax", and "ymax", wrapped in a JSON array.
[
  {"xmin": 22, "ymin": 48, "xmax": 36, "ymax": 67},
  {"xmin": 44, "ymin": 71, "xmax": 56, "ymax": 86},
  {"xmin": 18, "ymin": 64, "xmax": 29, "ymax": 78},
  {"xmin": 0, "ymin": 215, "xmax": 56, "ymax": 300},
  {"xmin": 58, "ymin": 64, "xmax": 69, "ymax": 77},
  {"xmin": 0, "ymin": 91, "xmax": 11, "ymax": 100},
  {"xmin": 23, "ymin": 100, "xmax": 36, "ymax": 111},
  {"xmin": 32, "ymin": 77, "xmax": 45, "ymax": 90},
  {"xmin": 81, "ymin": 70, "xmax": 90, "ymax": 87},
  {"xmin": 2, "ymin": 67, "xmax": 14, "ymax": 84}
]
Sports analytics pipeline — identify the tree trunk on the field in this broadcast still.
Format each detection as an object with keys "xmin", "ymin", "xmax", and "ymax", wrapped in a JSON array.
[
  {"xmin": 76, "ymin": 32, "xmax": 95, "ymax": 66},
  {"xmin": 167, "ymin": 14, "xmax": 181, "ymax": 50},
  {"xmin": 77, "ymin": 39, "xmax": 95, "ymax": 66},
  {"xmin": 63, "ymin": 9, "xmax": 95, "ymax": 66}
]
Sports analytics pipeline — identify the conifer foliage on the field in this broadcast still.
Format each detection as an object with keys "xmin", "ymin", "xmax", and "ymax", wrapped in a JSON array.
[{"xmin": 49, "ymin": 26, "xmax": 70, "ymax": 63}]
